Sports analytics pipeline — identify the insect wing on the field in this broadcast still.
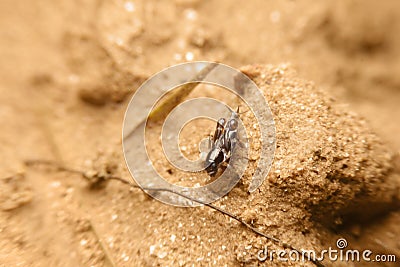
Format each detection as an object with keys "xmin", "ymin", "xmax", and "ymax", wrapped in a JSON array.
[{"xmin": 213, "ymin": 118, "xmax": 226, "ymax": 142}]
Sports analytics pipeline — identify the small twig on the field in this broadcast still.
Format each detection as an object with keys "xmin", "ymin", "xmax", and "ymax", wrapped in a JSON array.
[
  {"xmin": 88, "ymin": 219, "xmax": 117, "ymax": 267},
  {"xmin": 126, "ymin": 184, "xmax": 325, "ymax": 267},
  {"xmin": 25, "ymin": 159, "xmax": 325, "ymax": 267},
  {"xmin": 148, "ymin": 62, "xmax": 218, "ymax": 122},
  {"xmin": 25, "ymin": 160, "xmax": 117, "ymax": 266},
  {"xmin": 123, "ymin": 63, "xmax": 218, "ymax": 141},
  {"xmin": 25, "ymin": 159, "xmax": 87, "ymax": 177}
]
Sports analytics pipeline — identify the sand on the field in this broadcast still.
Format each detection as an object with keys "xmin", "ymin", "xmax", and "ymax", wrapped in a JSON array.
[{"xmin": 1, "ymin": 0, "xmax": 400, "ymax": 266}]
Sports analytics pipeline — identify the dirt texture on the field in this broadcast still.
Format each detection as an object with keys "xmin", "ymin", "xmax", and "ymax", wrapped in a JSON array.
[{"xmin": 1, "ymin": 0, "xmax": 400, "ymax": 267}]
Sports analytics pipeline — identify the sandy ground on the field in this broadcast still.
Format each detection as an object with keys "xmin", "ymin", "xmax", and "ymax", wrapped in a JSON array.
[{"xmin": 1, "ymin": 0, "xmax": 400, "ymax": 266}]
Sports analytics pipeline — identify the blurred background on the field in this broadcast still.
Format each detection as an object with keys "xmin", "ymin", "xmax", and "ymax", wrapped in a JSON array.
[{"xmin": 0, "ymin": 0, "xmax": 399, "ymax": 266}]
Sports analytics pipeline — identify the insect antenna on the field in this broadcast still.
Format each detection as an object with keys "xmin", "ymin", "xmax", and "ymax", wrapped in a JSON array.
[{"xmin": 236, "ymin": 105, "xmax": 251, "ymax": 115}]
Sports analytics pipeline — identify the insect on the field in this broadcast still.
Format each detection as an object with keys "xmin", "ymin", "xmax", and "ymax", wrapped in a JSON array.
[{"xmin": 204, "ymin": 107, "xmax": 240, "ymax": 177}]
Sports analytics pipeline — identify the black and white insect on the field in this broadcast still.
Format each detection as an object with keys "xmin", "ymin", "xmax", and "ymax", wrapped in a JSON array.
[{"xmin": 204, "ymin": 107, "xmax": 241, "ymax": 177}]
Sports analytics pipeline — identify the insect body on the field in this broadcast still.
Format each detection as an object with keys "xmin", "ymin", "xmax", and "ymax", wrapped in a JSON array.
[{"xmin": 205, "ymin": 108, "xmax": 240, "ymax": 176}]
